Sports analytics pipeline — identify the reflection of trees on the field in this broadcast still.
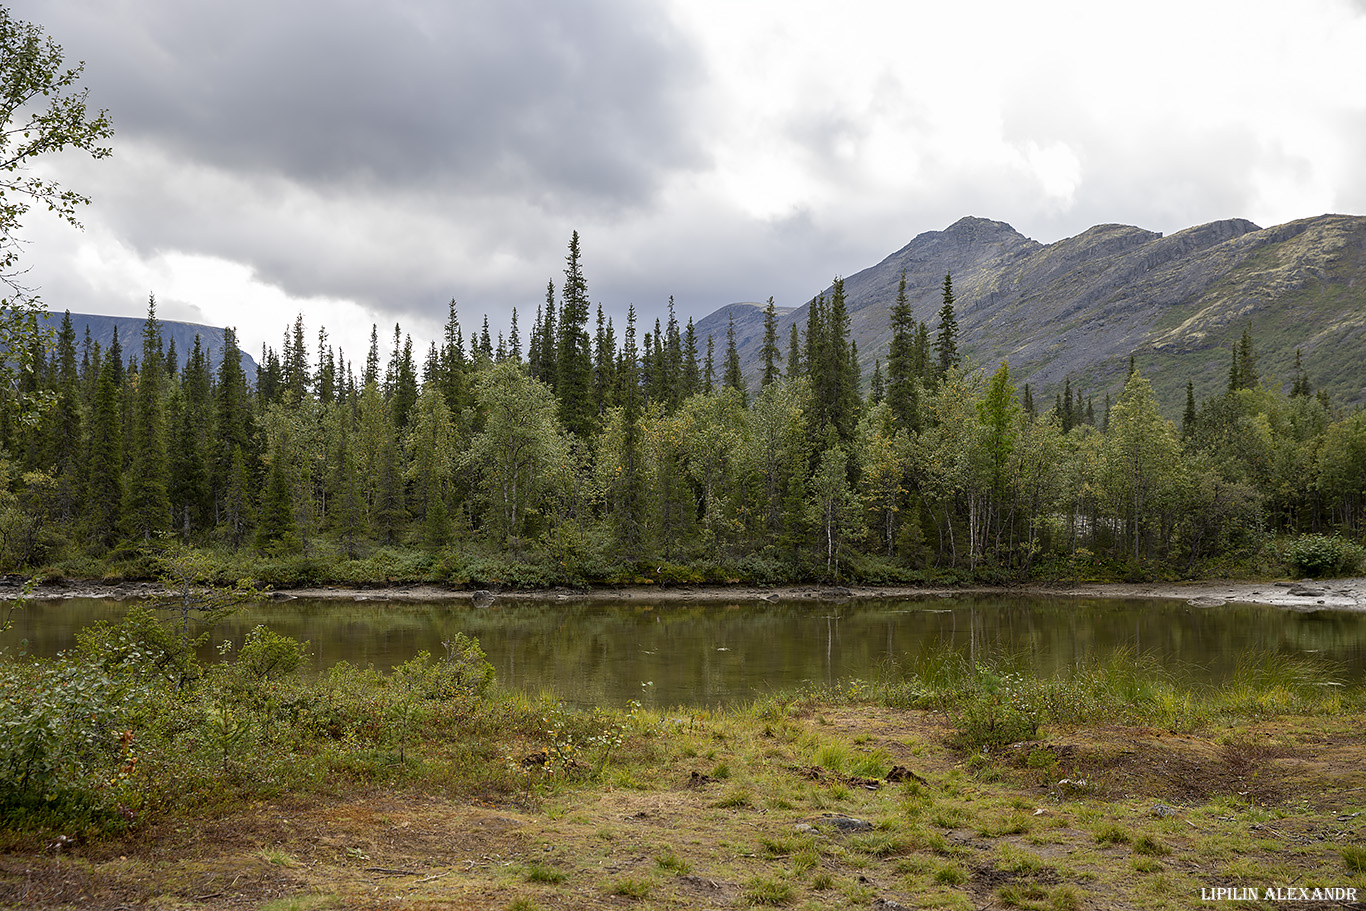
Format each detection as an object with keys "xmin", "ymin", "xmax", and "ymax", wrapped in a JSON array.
[{"xmin": 8, "ymin": 597, "xmax": 1366, "ymax": 704}]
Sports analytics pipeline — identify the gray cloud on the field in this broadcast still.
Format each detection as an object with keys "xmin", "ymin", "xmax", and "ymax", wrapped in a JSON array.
[{"xmin": 33, "ymin": 0, "xmax": 706, "ymax": 206}]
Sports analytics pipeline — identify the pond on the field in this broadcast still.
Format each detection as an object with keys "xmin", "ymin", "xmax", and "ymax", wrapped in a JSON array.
[{"xmin": 5, "ymin": 595, "xmax": 1366, "ymax": 707}]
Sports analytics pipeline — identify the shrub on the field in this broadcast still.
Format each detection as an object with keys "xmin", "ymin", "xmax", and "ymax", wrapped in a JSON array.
[
  {"xmin": 947, "ymin": 666, "xmax": 1040, "ymax": 751},
  {"xmin": 237, "ymin": 625, "xmax": 310, "ymax": 681},
  {"xmin": 1284, "ymin": 534, "xmax": 1363, "ymax": 578},
  {"xmin": 0, "ymin": 656, "xmax": 148, "ymax": 830},
  {"xmin": 75, "ymin": 605, "xmax": 199, "ymax": 689}
]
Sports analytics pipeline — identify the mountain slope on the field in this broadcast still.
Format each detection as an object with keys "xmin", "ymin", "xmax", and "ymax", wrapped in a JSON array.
[
  {"xmin": 696, "ymin": 214, "xmax": 1366, "ymax": 412},
  {"xmin": 37, "ymin": 311, "xmax": 258, "ymax": 379}
]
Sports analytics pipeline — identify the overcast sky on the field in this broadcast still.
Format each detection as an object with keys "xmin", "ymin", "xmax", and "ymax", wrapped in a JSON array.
[{"xmin": 12, "ymin": 0, "xmax": 1366, "ymax": 364}]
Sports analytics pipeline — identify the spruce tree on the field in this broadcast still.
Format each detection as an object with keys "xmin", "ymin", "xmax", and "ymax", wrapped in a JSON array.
[
  {"xmin": 1182, "ymin": 380, "xmax": 1197, "ymax": 438},
  {"xmin": 760, "ymin": 297, "xmax": 781, "ymax": 388},
  {"xmin": 681, "ymin": 318, "xmax": 700, "ymax": 398},
  {"xmin": 46, "ymin": 311, "xmax": 83, "ymax": 522},
  {"xmin": 316, "ymin": 328, "xmax": 336, "ymax": 405},
  {"xmin": 1228, "ymin": 326, "xmax": 1258, "ymax": 392},
  {"xmin": 807, "ymin": 278, "xmax": 860, "ymax": 443},
  {"xmin": 723, "ymin": 311, "xmax": 747, "ymax": 406},
  {"xmin": 612, "ymin": 305, "xmax": 646, "ymax": 552},
  {"xmin": 213, "ymin": 326, "xmax": 253, "ymax": 527},
  {"xmin": 869, "ymin": 358, "xmax": 884, "ymax": 404},
  {"xmin": 592, "ymin": 304, "xmax": 617, "ymax": 415},
  {"xmin": 786, "ymin": 323, "xmax": 802, "ymax": 379},
  {"xmin": 1291, "ymin": 349, "xmax": 1312, "ymax": 398},
  {"xmin": 85, "ymin": 343, "xmax": 123, "ymax": 549},
  {"xmin": 556, "ymin": 231, "xmax": 594, "ymax": 437},
  {"xmin": 886, "ymin": 271, "xmax": 919, "ymax": 430},
  {"xmin": 255, "ymin": 456, "xmax": 298, "ymax": 551},
  {"xmin": 170, "ymin": 335, "xmax": 213, "ymax": 535},
  {"xmin": 123, "ymin": 295, "xmax": 171, "ymax": 540},
  {"xmin": 664, "ymin": 297, "xmax": 684, "ymax": 403},
  {"xmin": 933, "ymin": 272, "xmax": 959, "ymax": 378},
  {"xmin": 703, "ymin": 334, "xmax": 715, "ymax": 395},
  {"xmin": 282, "ymin": 314, "xmax": 310, "ymax": 402}
]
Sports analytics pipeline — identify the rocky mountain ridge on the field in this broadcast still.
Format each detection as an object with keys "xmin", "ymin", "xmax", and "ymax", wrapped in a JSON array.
[{"xmin": 696, "ymin": 213, "xmax": 1366, "ymax": 412}]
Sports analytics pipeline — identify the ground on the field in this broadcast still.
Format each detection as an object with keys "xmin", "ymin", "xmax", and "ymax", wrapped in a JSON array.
[
  {"xmin": 2, "ymin": 704, "xmax": 1363, "ymax": 910},
  {"xmin": 27, "ymin": 577, "xmax": 1366, "ymax": 612}
]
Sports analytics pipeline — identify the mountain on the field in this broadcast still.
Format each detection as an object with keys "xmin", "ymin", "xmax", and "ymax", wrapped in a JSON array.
[
  {"xmin": 695, "ymin": 214, "xmax": 1366, "ymax": 413},
  {"xmin": 37, "ymin": 311, "xmax": 258, "ymax": 380}
]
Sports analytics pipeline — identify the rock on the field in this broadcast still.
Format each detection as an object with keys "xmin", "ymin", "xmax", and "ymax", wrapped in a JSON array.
[
  {"xmin": 803, "ymin": 814, "xmax": 873, "ymax": 832},
  {"xmin": 472, "ymin": 590, "xmax": 495, "ymax": 608},
  {"xmin": 1151, "ymin": 804, "xmax": 1180, "ymax": 817},
  {"xmin": 1288, "ymin": 584, "xmax": 1326, "ymax": 597}
]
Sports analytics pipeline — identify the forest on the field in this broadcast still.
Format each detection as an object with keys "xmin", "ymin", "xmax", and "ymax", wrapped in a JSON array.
[{"xmin": 1, "ymin": 232, "xmax": 1363, "ymax": 588}]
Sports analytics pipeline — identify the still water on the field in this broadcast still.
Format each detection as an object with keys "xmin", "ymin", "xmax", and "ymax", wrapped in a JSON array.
[{"xmin": 5, "ymin": 595, "xmax": 1365, "ymax": 707}]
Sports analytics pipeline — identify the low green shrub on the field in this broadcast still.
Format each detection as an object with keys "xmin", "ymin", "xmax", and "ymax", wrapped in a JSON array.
[
  {"xmin": 0, "ymin": 656, "xmax": 150, "ymax": 831},
  {"xmin": 1284, "ymin": 534, "xmax": 1364, "ymax": 578}
]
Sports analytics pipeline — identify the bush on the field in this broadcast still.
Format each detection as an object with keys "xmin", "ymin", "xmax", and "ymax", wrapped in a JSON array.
[
  {"xmin": 0, "ymin": 656, "xmax": 148, "ymax": 830},
  {"xmin": 1284, "ymin": 534, "xmax": 1364, "ymax": 578},
  {"xmin": 237, "ymin": 625, "xmax": 310, "ymax": 681},
  {"xmin": 75, "ymin": 605, "xmax": 199, "ymax": 689}
]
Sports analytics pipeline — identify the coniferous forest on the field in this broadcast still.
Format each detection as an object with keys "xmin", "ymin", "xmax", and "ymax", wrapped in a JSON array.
[{"xmin": 2, "ymin": 232, "xmax": 1364, "ymax": 588}]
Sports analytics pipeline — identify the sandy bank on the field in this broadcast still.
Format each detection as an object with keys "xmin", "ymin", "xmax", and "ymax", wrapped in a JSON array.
[{"xmin": 19, "ymin": 577, "xmax": 1366, "ymax": 611}]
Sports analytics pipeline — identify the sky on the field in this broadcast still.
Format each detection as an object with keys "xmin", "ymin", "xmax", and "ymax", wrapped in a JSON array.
[{"xmin": 10, "ymin": 0, "xmax": 1366, "ymax": 365}]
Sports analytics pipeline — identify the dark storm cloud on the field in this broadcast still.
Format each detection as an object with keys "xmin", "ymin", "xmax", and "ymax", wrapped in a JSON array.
[{"xmin": 24, "ymin": 0, "xmax": 706, "ymax": 207}]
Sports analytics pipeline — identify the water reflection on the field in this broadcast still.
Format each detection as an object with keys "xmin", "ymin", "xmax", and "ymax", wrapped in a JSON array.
[{"xmin": 5, "ymin": 595, "xmax": 1364, "ymax": 707}]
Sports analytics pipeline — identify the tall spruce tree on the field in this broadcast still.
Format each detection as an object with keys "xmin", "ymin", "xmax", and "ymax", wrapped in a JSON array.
[
  {"xmin": 723, "ymin": 311, "xmax": 747, "ymax": 406},
  {"xmin": 807, "ymin": 278, "xmax": 860, "ymax": 443},
  {"xmin": 681, "ymin": 318, "xmax": 700, "ymax": 398},
  {"xmin": 85, "ymin": 339, "xmax": 124, "ymax": 548},
  {"xmin": 886, "ymin": 271, "xmax": 920, "ymax": 431},
  {"xmin": 1228, "ymin": 325, "xmax": 1259, "ymax": 392},
  {"xmin": 46, "ymin": 311, "xmax": 83, "ymax": 522},
  {"xmin": 213, "ymin": 326, "xmax": 252, "ymax": 522},
  {"xmin": 933, "ymin": 272, "xmax": 959, "ymax": 378},
  {"xmin": 786, "ymin": 322, "xmax": 802, "ymax": 379},
  {"xmin": 612, "ymin": 305, "xmax": 646, "ymax": 552},
  {"xmin": 123, "ymin": 295, "xmax": 171, "ymax": 540},
  {"xmin": 556, "ymin": 231, "xmax": 594, "ymax": 436},
  {"xmin": 760, "ymin": 297, "xmax": 781, "ymax": 388}
]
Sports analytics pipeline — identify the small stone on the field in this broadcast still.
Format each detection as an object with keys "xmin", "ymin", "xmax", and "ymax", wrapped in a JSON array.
[{"xmin": 811, "ymin": 814, "xmax": 873, "ymax": 832}]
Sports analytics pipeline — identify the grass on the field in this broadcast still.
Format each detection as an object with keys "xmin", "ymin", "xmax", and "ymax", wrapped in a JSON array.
[
  {"xmin": 1, "ymin": 635, "xmax": 1363, "ymax": 910},
  {"xmin": 608, "ymin": 876, "xmax": 653, "ymax": 898},
  {"xmin": 523, "ymin": 862, "xmax": 567, "ymax": 884},
  {"xmin": 743, "ymin": 874, "xmax": 795, "ymax": 905}
]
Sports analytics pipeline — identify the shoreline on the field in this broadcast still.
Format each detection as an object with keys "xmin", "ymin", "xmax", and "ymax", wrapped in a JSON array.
[{"xmin": 18, "ymin": 576, "xmax": 1366, "ymax": 611}]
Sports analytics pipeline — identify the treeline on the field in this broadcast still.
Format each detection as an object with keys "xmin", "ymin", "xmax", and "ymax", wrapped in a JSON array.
[{"xmin": 1, "ymin": 233, "xmax": 1364, "ymax": 584}]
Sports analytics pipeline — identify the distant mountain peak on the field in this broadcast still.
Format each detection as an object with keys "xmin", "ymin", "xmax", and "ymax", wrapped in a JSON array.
[{"xmin": 943, "ymin": 215, "xmax": 1029, "ymax": 239}]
